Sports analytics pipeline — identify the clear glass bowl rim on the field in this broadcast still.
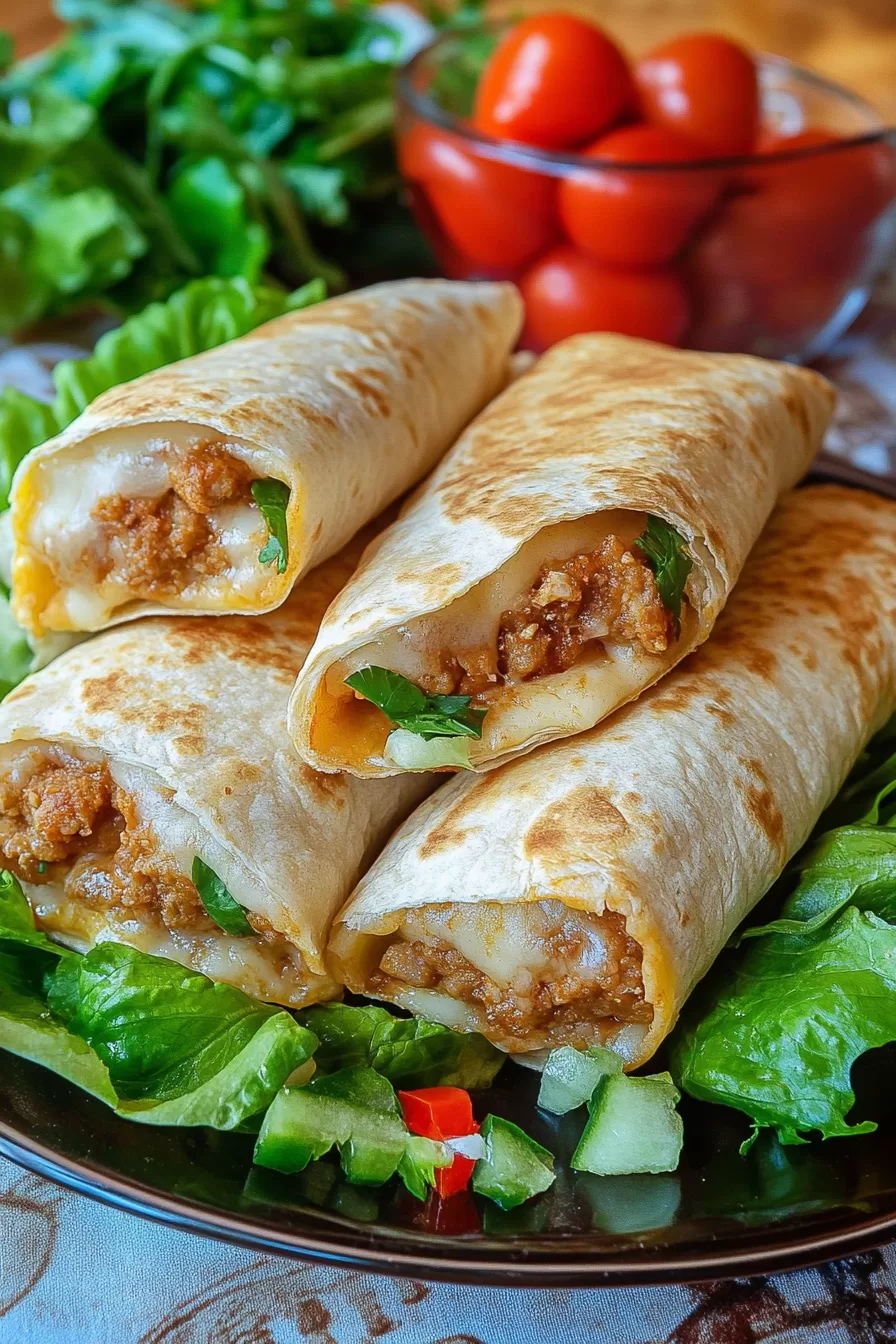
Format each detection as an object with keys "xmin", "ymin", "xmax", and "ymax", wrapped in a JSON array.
[{"xmin": 395, "ymin": 23, "xmax": 896, "ymax": 175}]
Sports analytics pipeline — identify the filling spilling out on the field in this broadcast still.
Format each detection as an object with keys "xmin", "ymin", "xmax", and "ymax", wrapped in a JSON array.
[
  {"xmin": 415, "ymin": 534, "xmax": 674, "ymax": 698},
  {"xmin": 323, "ymin": 510, "xmax": 693, "ymax": 765},
  {"xmin": 19, "ymin": 433, "xmax": 289, "ymax": 631},
  {"xmin": 0, "ymin": 744, "xmax": 309, "ymax": 1004},
  {"xmin": 358, "ymin": 899, "xmax": 653, "ymax": 1058}
]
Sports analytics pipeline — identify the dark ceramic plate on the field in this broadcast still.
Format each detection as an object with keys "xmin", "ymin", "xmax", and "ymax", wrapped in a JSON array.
[
  {"xmin": 1, "ymin": 458, "xmax": 894, "ymax": 1287},
  {"xmin": 3, "ymin": 1041, "xmax": 896, "ymax": 1286}
]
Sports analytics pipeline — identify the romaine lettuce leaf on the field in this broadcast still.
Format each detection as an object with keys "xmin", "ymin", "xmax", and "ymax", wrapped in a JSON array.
[
  {"xmin": 742, "ymin": 825, "xmax": 896, "ymax": 940},
  {"xmin": 0, "ymin": 871, "xmax": 316, "ymax": 1128},
  {"xmin": 166, "ymin": 156, "xmax": 270, "ymax": 283},
  {"xmin": 298, "ymin": 1000, "xmax": 504, "ymax": 1089},
  {"xmin": 674, "ymin": 907, "xmax": 896, "ymax": 1146},
  {"xmin": 48, "ymin": 941, "xmax": 313, "ymax": 1103},
  {"xmin": 0, "ymin": 87, "xmax": 95, "ymax": 189}
]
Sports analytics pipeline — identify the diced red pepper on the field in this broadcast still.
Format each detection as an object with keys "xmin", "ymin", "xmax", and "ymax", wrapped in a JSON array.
[
  {"xmin": 399, "ymin": 1086, "xmax": 479, "ymax": 1199},
  {"xmin": 435, "ymin": 1152, "xmax": 477, "ymax": 1200},
  {"xmin": 398, "ymin": 1086, "xmax": 475, "ymax": 1141}
]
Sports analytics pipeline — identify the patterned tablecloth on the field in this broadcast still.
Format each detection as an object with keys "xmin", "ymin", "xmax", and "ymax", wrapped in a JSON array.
[{"xmin": 2, "ymin": 292, "xmax": 896, "ymax": 1342}]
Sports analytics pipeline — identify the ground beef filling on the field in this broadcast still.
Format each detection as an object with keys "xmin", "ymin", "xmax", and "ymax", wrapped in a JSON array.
[
  {"xmin": 89, "ymin": 442, "xmax": 257, "ymax": 596},
  {"xmin": 369, "ymin": 909, "xmax": 650, "ymax": 1047},
  {"xmin": 418, "ymin": 537, "xmax": 675, "ymax": 698}
]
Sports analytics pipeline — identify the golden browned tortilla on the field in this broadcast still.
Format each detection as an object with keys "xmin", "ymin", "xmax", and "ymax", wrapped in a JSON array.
[
  {"xmin": 329, "ymin": 485, "xmax": 896, "ymax": 1066},
  {"xmin": 10, "ymin": 279, "xmax": 522, "ymax": 636},
  {"xmin": 289, "ymin": 333, "xmax": 834, "ymax": 776},
  {"xmin": 0, "ymin": 529, "xmax": 431, "ymax": 1007}
]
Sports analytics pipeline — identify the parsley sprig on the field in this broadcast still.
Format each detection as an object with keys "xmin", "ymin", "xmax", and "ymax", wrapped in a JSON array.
[
  {"xmin": 344, "ymin": 666, "xmax": 486, "ymax": 740},
  {"xmin": 634, "ymin": 516, "xmax": 692, "ymax": 632}
]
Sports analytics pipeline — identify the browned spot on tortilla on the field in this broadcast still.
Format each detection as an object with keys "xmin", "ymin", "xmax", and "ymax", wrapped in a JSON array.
[
  {"xmin": 417, "ymin": 333, "xmax": 829, "ymax": 536},
  {"xmin": 395, "ymin": 562, "xmax": 465, "ymax": 589},
  {"xmin": 81, "ymin": 671, "xmax": 126, "ymax": 712},
  {"xmin": 166, "ymin": 617, "xmax": 302, "ymax": 677},
  {"xmin": 172, "ymin": 734, "xmax": 204, "ymax": 755},
  {"xmin": 334, "ymin": 367, "xmax": 392, "ymax": 418},
  {"xmin": 311, "ymin": 520, "xmax": 323, "ymax": 543},
  {"xmin": 298, "ymin": 762, "xmax": 347, "ymax": 805},
  {"xmin": 523, "ymin": 785, "xmax": 628, "ymax": 861},
  {"xmin": 705, "ymin": 701, "xmax": 736, "ymax": 726},
  {"xmin": 4, "ymin": 682, "xmax": 36, "ymax": 701},
  {"xmin": 418, "ymin": 819, "xmax": 471, "ymax": 861},
  {"xmin": 740, "ymin": 757, "xmax": 786, "ymax": 854}
]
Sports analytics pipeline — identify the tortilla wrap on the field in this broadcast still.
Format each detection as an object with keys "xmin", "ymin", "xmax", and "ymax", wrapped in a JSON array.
[
  {"xmin": 11, "ymin": 279, "xmax": 522, "ymax": 637},
  {"xmin": 0, "ymin": 534, "xmax": 431, "ymax": 1007},
  {"xmin": 329, "ymin": 485, "xmax": 896, "ymax": 1067},
  {"xmin": 289, "ymin": 334, "xmax": 834, "ymax": 776}
]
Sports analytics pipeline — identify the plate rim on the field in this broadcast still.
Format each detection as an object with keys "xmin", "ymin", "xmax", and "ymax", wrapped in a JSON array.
[{"xmin": 2, "ymin": 1120, "xmax": 895, "ymax": 1287}]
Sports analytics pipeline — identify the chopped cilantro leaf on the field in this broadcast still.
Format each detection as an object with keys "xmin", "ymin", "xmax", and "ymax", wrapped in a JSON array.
[
  {"xmin": 251, "ymin": 479, "xmax": 290, "ymax": 575},
  {"xmin": 634, "ymin": 516, "xmax": 693, "ymax": 631},
  {"xmin": 345, "ymin": 666, "xmax": 486, "ymax": 741},
  {"xmin": 191, "ymin": 858, "xmax": 255, "ymax": 938}
]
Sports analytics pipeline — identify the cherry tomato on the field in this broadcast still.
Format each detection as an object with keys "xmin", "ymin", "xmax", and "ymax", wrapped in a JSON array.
[
  {"xmin": 635, "ymin": 34, "xmax": 759, "ymax": 156},
  {"xmin": 744, "ymin": 129, "xmax": 896, "ymax": 240},
  {"xmin": 558, "ymin": 123, "xmax": 722, "ymax": 267},
  {"xmin": 519, "ymin": 246, "xmax": 690, "ymax": 350},
  {"xmin": 400, "ymin": 122, "xmax": 556, "ymax": 270},
  {"xmin": 684, "ymin": 186, "xmax": 866, "ymax": 351},
  {"xmin": 474, "ymin": 14, "xmax": 635, "ymax": 150}
]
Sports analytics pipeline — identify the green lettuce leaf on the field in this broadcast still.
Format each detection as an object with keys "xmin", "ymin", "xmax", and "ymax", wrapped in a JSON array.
[
  {"xmin": 634, "ymin": 516, "xmax": 692, "ymax": 630},
  {"xmin": 743, "ymin": 826, "xmax": 896, "ymax": 940},
  {"xmin": 5, "ymin": 175, "xmax": 147, "ymax": 297},
  {"xmin": 0, "ymin": 87, "xmax": 95, "ymax": 189},
  {"xmin": 166, "ymin": 156, "xmax": 270, "ymax": 282},
  {"xmin": 344, "ymin": 666, "xmax": 486, "ymax": 740},
  {"xmin": 0, "ymin": 870, "xmax": 315, "ymax": 1128},
  {"xmin": 298, "ymin": 1001, "xmax": 504, "ymax": 1089},
  {"xmin": 0, "ymin": 274, "xmax": 324, "ymax": 508},
  {"xmin": 47, "ymin": 941, "xmax": 312, "ymax": 1103},
  {"xmin": 674, "ymin": 907, "xmax": 896, "ymax": 1146}
]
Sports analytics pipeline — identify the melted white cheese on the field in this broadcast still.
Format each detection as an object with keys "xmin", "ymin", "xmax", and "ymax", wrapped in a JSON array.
[
  {"xmin": 6, "ymin": 743, "xmax": 330, "ymax": 1008},
  {"xmin": 335, "ymin": 511, "xmax": 698, "ymax": 767},
  {"xmin": 23, "ymin": 425, "xmax": 284, "ymax": 629}
]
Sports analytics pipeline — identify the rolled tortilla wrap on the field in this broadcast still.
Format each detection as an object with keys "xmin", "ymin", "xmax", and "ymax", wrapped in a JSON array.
[
  {"xmin": 329, "ymin": 485, "xmax": 896, "ymax": 1066},
  {"xmin": 0, "ymin": 535, "xmax": 431, "ymax": 1007},
  {"xmin": 11, "ymin": 279, "xmax": 522, "ymax": 637},
  {"xmin": 290, "ymin": 334, "xmax": 834, "ymax": 776}
]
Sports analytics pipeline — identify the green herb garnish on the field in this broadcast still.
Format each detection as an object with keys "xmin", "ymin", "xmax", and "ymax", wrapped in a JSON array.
[
  {"xmin": 344, "ymin": 666, "xmax": 486, "ymax": 740},
  {"xmin": 191, "ymin": 857, "xmax": 254, "ymax": 938},
  {"xmin": 634, "ymin": 516, "xmax": 693, "ymax": 631},
  {"xmin": 251, "ymin": 479, "xmax": 290, "ymax": 575}
]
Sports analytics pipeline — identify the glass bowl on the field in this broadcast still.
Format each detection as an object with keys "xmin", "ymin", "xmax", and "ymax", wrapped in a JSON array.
[{"xmin": 395, "ymin": 25, "xmax": 896, "ymax": 360}]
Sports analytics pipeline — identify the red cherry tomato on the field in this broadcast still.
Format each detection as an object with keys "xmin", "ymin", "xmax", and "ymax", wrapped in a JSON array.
[
  {"xmin": 519, "ymin": 245, "xmax": 690, "ymax": 350},
  {"xmin": 400, "ymin": 123, "xmax": 555, "ymax": 270},
  {"xmin": 744, "ymin": 128, "xmax": 896, "ymax": 240},
  {"xmin": 684, "ymin": 182, "xmax": 867, "ymax": 351},
  {"xmin": 558, "ymin": 122, "xmax": 722, "ymax": 267},
  {"xmin": 635, "ymin": 33, "xmax": 759, "ymax": 156},
  {"xmin": 474, "ymin": 13, "xmax": 635, "ymax": 150}
]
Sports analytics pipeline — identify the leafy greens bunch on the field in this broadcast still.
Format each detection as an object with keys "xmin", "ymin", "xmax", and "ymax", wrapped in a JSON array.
[
  {"xmin": 674, "ymin": 713, "xmax": 896, "ymax": 1148},
  {"xmin": 0, "ymin": 0, "xmax": 457, "ymax": 336}
]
